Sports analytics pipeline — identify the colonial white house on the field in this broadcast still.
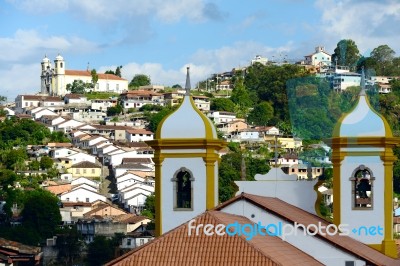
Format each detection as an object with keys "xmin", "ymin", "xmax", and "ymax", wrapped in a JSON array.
[
  {"xmin": 91, "ymin": 99, "xmax": 118, "ymax": 111},
  {"xmin": 125, "ymin": 129, "xmax": 154, "ymax": 142},
  {"xmin": 119, "ymin": 90, "xmax": 164, "ymax": 110},
  {"xmin": 72, "ymin": 109, "xmax": 106, "ymax": 123},
  {"xmin": 116, "ymin": 172, "xmax": 146, "ymax": 191},
  {"xmin": 64, "ymin": 94, "xmax": 90, "ymax": 105},
  {"xmin": 304, "ymin": 46, "xmax": 332, "ymax": 68},
  {"xmin": 53, "ymin": 119, "xmax": 85, "ymax": 133},
  {"xmin": 60, "ymin": 187, "xmax": 106, "ymax": 203},
  {"xmin": 29, "ymin": 108, "xmax": 57, "ymax": 120},
  {"xmin": 107, "ymin": 150, "xmax": 154, "ymax": 167},
  {"xmin": 71, "ymin": 177, "xmax": 100, "ymax": 190},
  {"xmin": 251, "ymin": 55, "xmax": 268, "ymax": 66},
  {"xmin": 229, "ymin": 128, "xmax": 263, "ymax": 142},
  {"xmin": 40, "ymin": 54, "xmax": 128, "ymax": 96},
  {"xmin": 332, "ymin": 72, "xmax": 361, "ymax": 92},
  {"xmin": 207, "ymin": 111, "xmax": 236, "ymax": 125},
  {"xmin": 80, "ymin": 135, "xmax": 109, "ymax": 149},
  {"xmin": 119, "ymin": 183, "xmax": 155, "ymax": 213},
  {"xmin": 15, "ymin": 95, "xmax": 64, "ymax": 114},
  {"xmin": 49, "ymin": 148, "xmax": 79, "ymax": 158},
  {"xmin": 66, "ymin": 152, "xmax": 97, "ymax": 164}
]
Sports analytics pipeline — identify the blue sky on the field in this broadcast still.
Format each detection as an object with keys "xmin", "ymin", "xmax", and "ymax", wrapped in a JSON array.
[{"xmin": 1, "ymin": 0, "xmax": 400, "ymax": 101}]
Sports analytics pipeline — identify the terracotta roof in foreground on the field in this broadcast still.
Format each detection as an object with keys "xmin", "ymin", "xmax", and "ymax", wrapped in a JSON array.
[
  {"xmin": 105, "ymin": 210, "xmax": 322, "ymax": 266},
  {"xmin": 215, "ymin": 193, "xmax": 400, "ymax": 265}
]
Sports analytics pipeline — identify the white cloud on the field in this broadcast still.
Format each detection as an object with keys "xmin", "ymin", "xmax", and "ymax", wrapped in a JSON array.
[
  {"xmin": 0, "ymin": 29, "xmax": 99, "ymax": 62},
  {"xmin": 315, "ymin": 0, "xmax": 400, "ymax": 55},
  {"xmin": 0, "ymin": 63, "xmax": 39, "ymax": 101},
  {"xmin": 8, "ymin": 0, "xmax": 213, "ymax": 23}
]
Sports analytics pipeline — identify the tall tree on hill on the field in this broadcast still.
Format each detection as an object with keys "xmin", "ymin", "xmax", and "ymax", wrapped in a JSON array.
[
  {"xmin": 115, "ymin": 65, "xmax": 123, "ymax": 77},
  {"xmin": 247, "ymin": 102, "xmax": 274, "ymax": 126},
  {"xmin": 91, "ymin": 69, "xmax": 99, "ymax": 89},
  {"xmin": 21, "ymin": 189, "xmax": 62, "ymax": 240},
  {"xmin": 332, "ymin": 39, "xmax": 360, "ymax": 70},
  {"xmin": 370, "ymin": 45, "xmax": 395, "ymax": 75},
  {"xmin": 129, "ymin": 74, "xmax": 151, "ymax": 88}
]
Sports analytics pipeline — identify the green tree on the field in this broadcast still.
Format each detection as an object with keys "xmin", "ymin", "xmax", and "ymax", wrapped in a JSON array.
[
  {"xmin": 139, "ymin": 104, "xmax": 164, "ymax": 112},
  {"xmin": 146, "ymin": 106, "xmax": 177, "ymax": 132},
  {"xmin": 172, "ymin": 84, "xmax": 182, "ymax": 89},
  {"xmin": 21, "ymin": 189, "xmax": 62, "ymax": 240},
  {"xmin": 91, "ymin": 69, "xmax": 99, "ymax": 88},
  {"xmin": 2, "ymin": 148, "xmax": 27, "ymax": 170},
  {"xmin": 56, "ymin": 226, "xmax": 84, "ymax": 265},
  {"xmin": 210, "ymin": 98, "xmax": 235, "ymax": 112},
  {"xmin": 247, "ymin": 102, "xmax": 274, "ymax": 126},
  {"xmin": 0, "ymin": 96, "xmax": 7, "ymax": 104},
  {"xmin": 129, "ymin": 74, "xmax": 151, "ymax": 88},
  {"xmin": 0, "ymin": 169, "xmax": 18, "ymax": 190},
  {"xmin": 370, "ymin": 45, "xmax": 395, "ymax": 75},
  {"xmin": 219, "ymin": 151, "xmax": 270, "ymax": 202},
  {"xmin": 115, "ymin": 65, "xmax": 123, "ymax": 77},
  {"xmin": 107, "ymin": 104, "xmax": 123, "ymax": 116},
  {"xmin": 141, "ymin": 194, "xmax": 155, "ymax": 219},
  {"xmin": 371, "ymin": 45, "xmax": 395, "ymax": 65},
  {"xmin": 332, "ymin": 39, "xmax": 360, "ymax": 70},
  {"xmin": 86, "ymin": 235, "xmax": 115, "ymax": 266},
  {"xmin": 28, "ymin": 160, "xmax": 40, "ymax": 171},
  {"xmin": 40, "ymin": 156, "xmax": 54, "ymax": 170},
  {"xmin": 66, "ymin": 80, "xmax": 92, "ymax": 94}
]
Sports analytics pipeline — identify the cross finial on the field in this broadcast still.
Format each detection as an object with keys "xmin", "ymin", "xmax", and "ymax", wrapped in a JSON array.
[{"xmin": 185, "ymin": 66, "xmax": 191, "ymax": 96}]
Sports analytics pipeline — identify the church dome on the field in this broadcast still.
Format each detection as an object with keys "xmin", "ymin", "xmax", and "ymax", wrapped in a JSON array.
[
  {"xmin": 339, "ymin": 95, "xmax": 386, "ymax": 137},
  {"xmin": 337, "ymin": 71, "xmax": 390, "ymax": 137},
  {"xmin": 157, "ymin": 67, "xmax": 217, "ymax": 139},
  {"xmin": 55, "ymin": 54, "xmax": 63, "ymax": 61},
  {"xmin": 42, "ymin": 55, "xmax": 50, "ymax": 63}
]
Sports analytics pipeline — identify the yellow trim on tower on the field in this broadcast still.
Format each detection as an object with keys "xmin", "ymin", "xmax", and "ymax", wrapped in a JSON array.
[{"xmin": 146, "ymin": 135, "xmax": 226, "ymax": 236}]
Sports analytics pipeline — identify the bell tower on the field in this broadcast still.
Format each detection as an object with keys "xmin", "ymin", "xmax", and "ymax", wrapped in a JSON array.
[
  {"xmin": 40, "ymin": 55, "xmax": 53, "ymax": 95},
  {"xmin": 146, "ymin": 67, "xmax": 226, "ymax": 236},
  {"xmin": 332, "ymin": 69, "xmax": 399, "ymax": 258},
  {"xmin": 53, "ymin": 54, "xmax": 66, "ymax": 96}
]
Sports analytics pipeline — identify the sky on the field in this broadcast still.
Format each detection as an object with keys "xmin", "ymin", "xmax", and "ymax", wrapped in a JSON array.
[{"xmin": 1, "ymin": 0, "xmax": 400, "ymax": 101}]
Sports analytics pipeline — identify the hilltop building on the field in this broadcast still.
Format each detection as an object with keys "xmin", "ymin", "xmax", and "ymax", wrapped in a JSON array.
[{"xmin": 40, "ymin": 54, "xmax": 128, "ymax": 96}]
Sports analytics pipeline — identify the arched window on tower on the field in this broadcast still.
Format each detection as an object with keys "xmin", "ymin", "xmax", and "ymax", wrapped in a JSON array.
[
  {"xmin": 172, "ymin": 168, "xmax": 194, "ymax": 210},
  {"xmin": 350, "ymin": 165, "xmax": 374, "ymax": 209}
]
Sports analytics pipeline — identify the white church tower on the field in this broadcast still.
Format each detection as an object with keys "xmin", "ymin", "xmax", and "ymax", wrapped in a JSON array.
[
  {"xmin": 40, "ymin": 55, "xmax": 52, "ymax": 95},
  {"xmin": 53, "ymin": 54, "xmax": 66, "ymax": 96},
  {"xmin": 332, "ymin": 69, "xmax": 399, "ymax": 258},
  {"xmin": 146, "ymin": 67, "xmax": 226, "ymax": 236}
]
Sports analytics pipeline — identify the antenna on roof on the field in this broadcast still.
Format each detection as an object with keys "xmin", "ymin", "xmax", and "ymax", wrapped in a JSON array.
[
  {"xmin": 87, "ymin": 62, "xmax": 90, "ymax": 71},
  {"xmin": 185, "ymin": 66, "xmax": 191, "ymax": 96}
]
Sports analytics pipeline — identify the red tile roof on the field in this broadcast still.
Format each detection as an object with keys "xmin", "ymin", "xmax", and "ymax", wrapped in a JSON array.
[
  {"xmin": 105, "ymin": 211, "xmax": 322, "ymax": 266},
  {"xmin": 45, "ymin": 184, "xmax": 72, "ymax": 195},
  {"xmin": 216, "ymin": 193, "xmax": 400, "ymax": 265},
  {"xmin": 21, "ymin": 95, "xmax": 63, "ymax": 101},
  {"xmin": 65, "ymin": 70, "xmax": 126, "ymax": 81}
]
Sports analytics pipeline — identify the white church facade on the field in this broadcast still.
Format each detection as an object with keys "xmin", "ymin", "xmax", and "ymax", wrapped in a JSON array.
[{"xmin": 40, "ymin": 54, "xmax": 128, "ymax": 96}]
